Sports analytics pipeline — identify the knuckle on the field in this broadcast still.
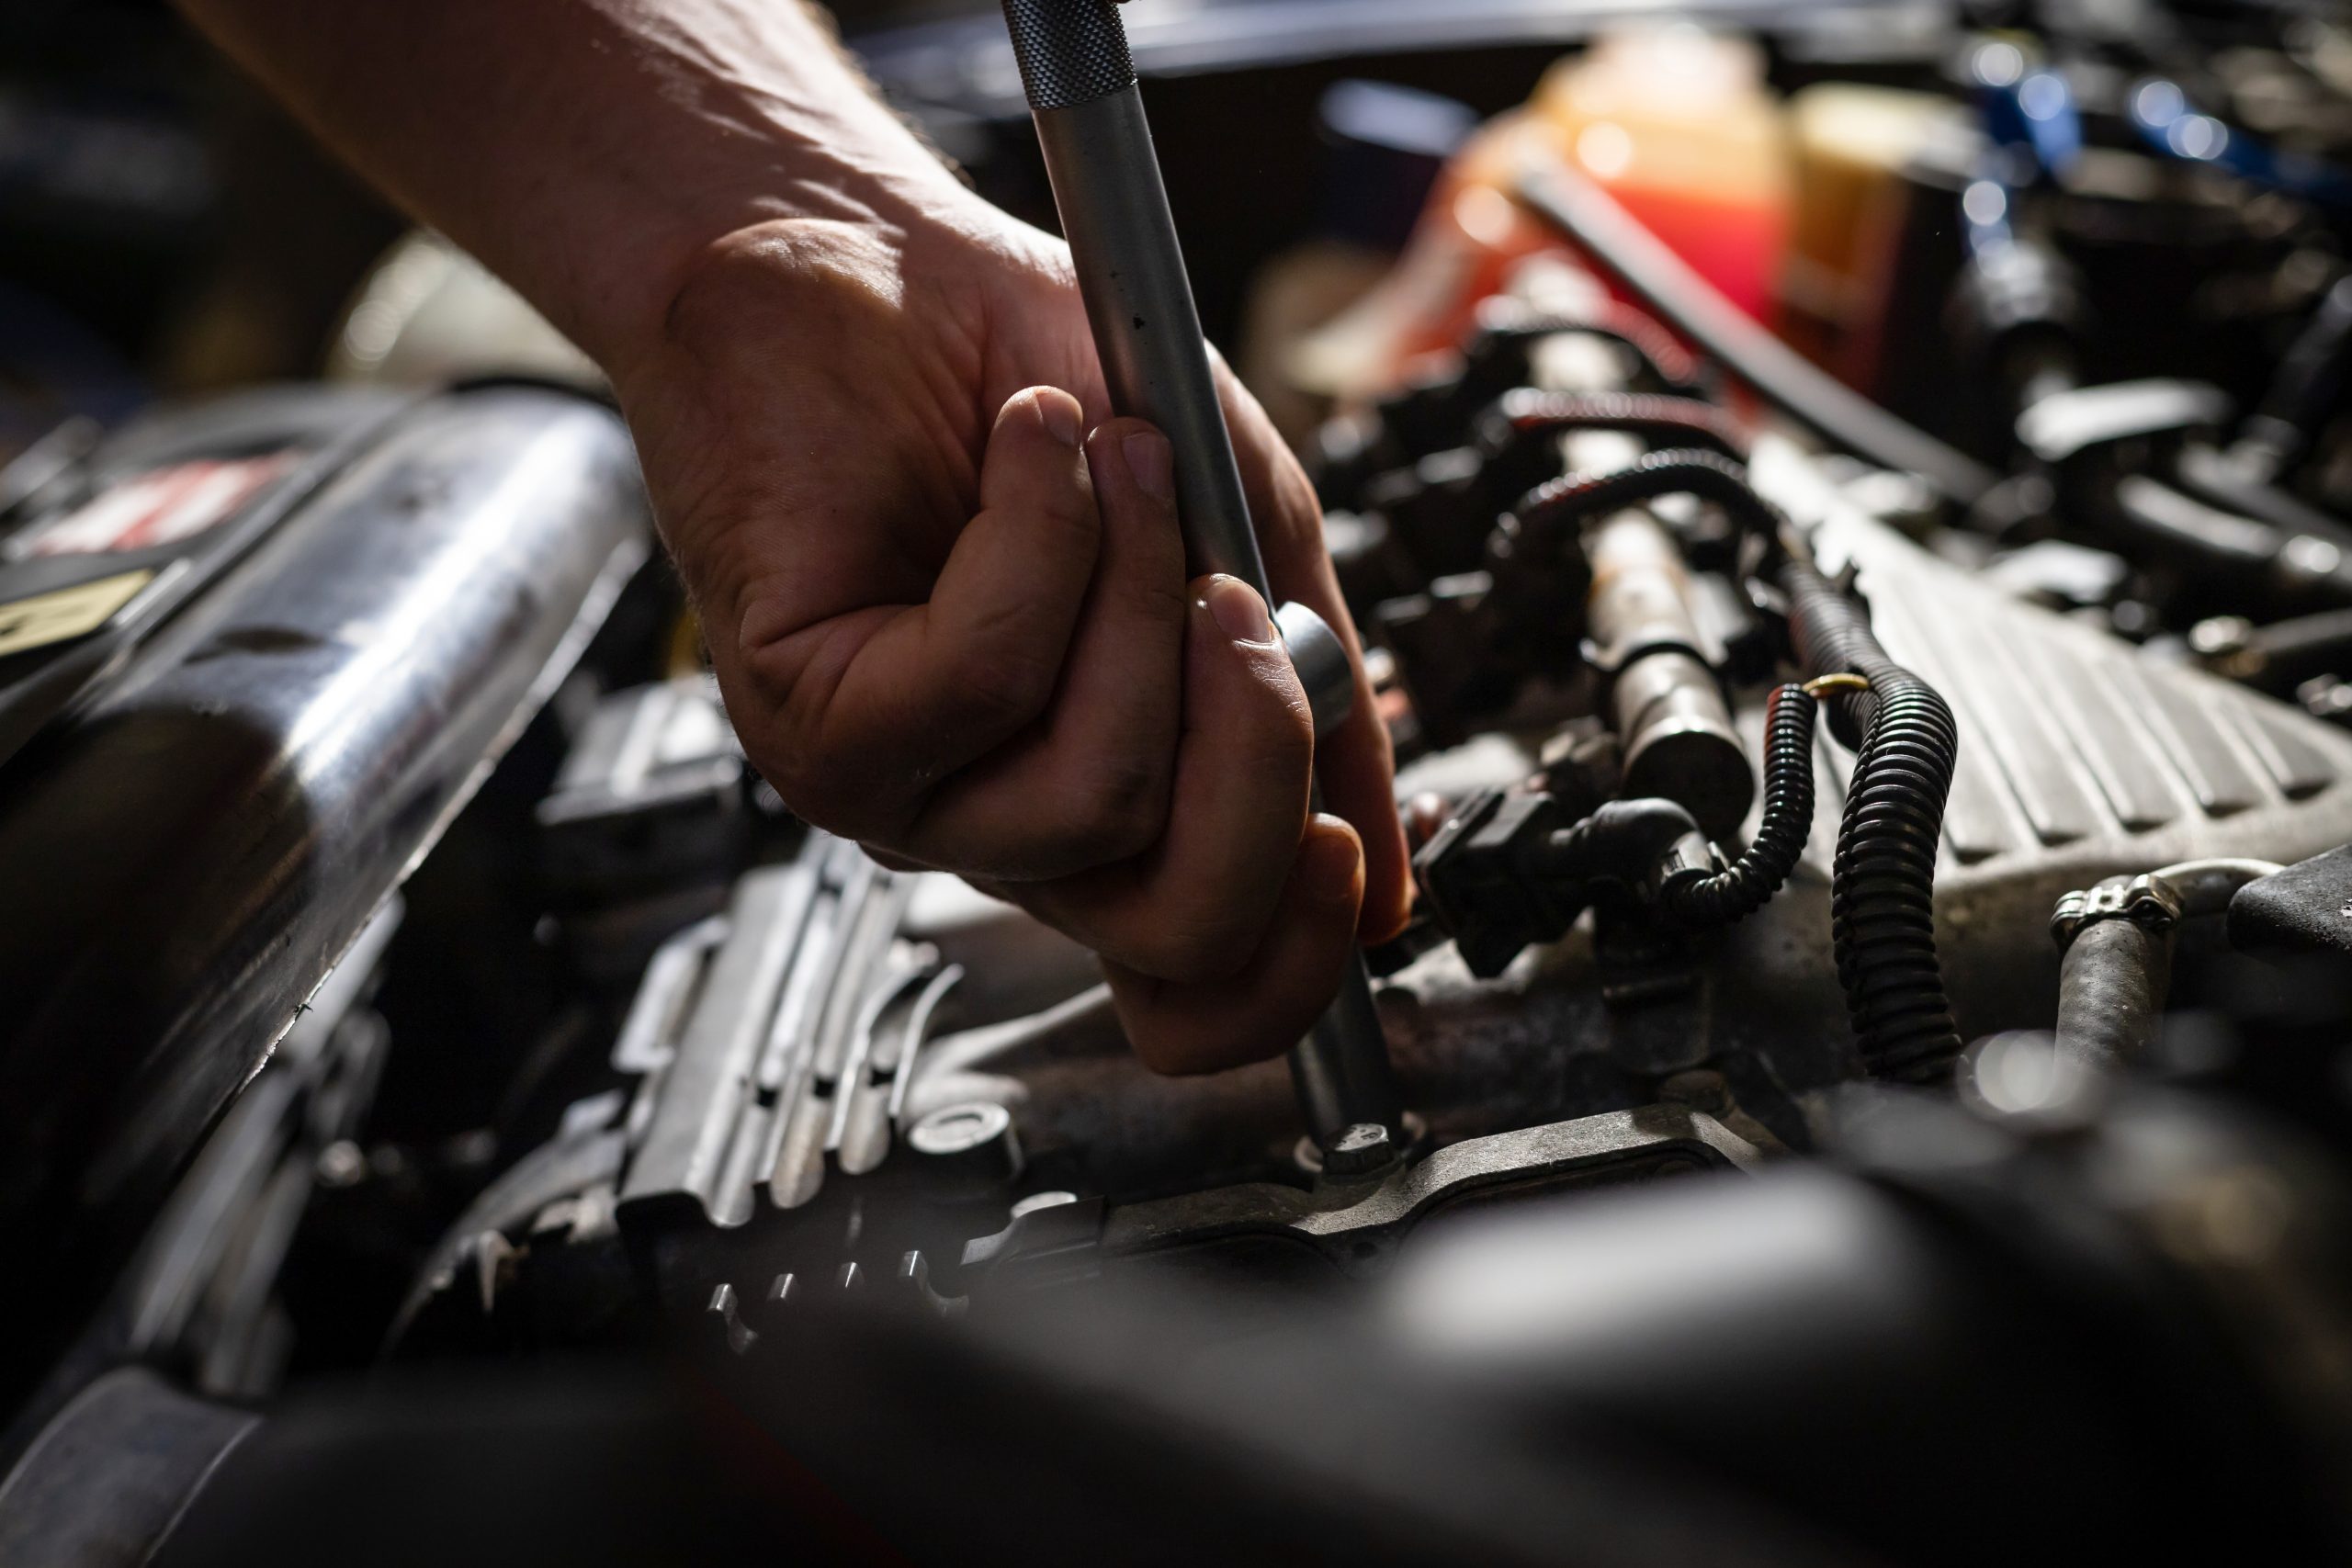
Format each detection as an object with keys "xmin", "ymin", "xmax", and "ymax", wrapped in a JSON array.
[
  {"xmin": 1129, "ymin": 1027, "xmax": 1216, "ymax": 1077},
  {"xmin": 1151, "ymin": 912, "xmax": 1261, "ymax": 986},
  {"xmin": 753, "ymin": 761, "xmax": 844, "ymax": 832},
  {"xmin": 1035, "ymin": 485, "xmax": 1100, "ymax": 547},
  {"xmin": 1060, "ymin": 755, "xmax": 1170, "ymax": 864},
  {"xmin": 743, "ymin": 738, "xmax": 899, "ymax": 845},
  {"xmin": 728, "ymin": 652, "xmax": 798, "ymax": 735},
  {"xmin": 957, "ymin": 642, "xmax": 1060, "ymax": 726}
]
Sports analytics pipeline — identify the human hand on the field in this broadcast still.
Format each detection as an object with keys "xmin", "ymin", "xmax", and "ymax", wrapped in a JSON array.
[{"xmin": 612, "ymin": 194, "xmax": 1410, "ymax": 1072}]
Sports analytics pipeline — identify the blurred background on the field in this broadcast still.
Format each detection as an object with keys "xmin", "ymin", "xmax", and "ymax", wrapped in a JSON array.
[{"xmin": 15, "ymin": 0, "xmax": 2352, "ymax": 516}]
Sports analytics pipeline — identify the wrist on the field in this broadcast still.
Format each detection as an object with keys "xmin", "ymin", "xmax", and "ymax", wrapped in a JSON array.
[
  {"xmin": 526, "ymin": 0, "xmax": 979, "ymax": 376},
  {"xmin": 575, "ymin": 129, "xmax": 975, "ymax": 378}
]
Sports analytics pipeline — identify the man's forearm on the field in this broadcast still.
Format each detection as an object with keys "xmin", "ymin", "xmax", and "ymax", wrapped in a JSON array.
[{"xmin": 175, "ymin": 0, "xmax": 963, "ymax": 369}]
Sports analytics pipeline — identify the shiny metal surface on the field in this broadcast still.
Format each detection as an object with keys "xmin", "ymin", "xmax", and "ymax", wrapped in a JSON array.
[
  {"xmin": 0, "ymin": 387, "xmax": 647, "ymax": 1390},
  {"xmin": 1102, "ymin": 1103, "xmax": 1761, "ymax": 1269},
  {"xmin": 1585, "ymin": 512, "xmax": 1754, "ymax": 840},
  {"xmin": 1274, "ymin": 598, "xmax": 1355, "ymax": 739},
  {"xmin": 619, "ymin": 861, "xmax": 820, "ymax": 1228},
  {"xmin": 1034, "ymin": 87, "xmax": 1262, "ymax": 588}
]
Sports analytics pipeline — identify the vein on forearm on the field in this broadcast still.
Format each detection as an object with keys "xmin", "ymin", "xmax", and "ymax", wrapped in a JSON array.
[{"xmin": 173, "ymin": 0, "xmax": 957, "ymax": 366}]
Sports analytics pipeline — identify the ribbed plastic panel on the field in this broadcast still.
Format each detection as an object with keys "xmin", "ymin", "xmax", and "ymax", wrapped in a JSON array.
[{"xmin": 1752, "ymin": 439, "xmax": 2352, "ymax": 893}]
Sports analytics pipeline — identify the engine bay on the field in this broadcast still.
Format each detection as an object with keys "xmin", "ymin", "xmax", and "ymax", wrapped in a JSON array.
[{"xmin": 10, "ymin": 3, "xmax": 2352, "ymax": 1563}]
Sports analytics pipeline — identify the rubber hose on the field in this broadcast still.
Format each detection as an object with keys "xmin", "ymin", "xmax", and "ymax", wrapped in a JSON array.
[
  {"xmin": 2052, "ymin": 859, "xmax": 2274, "ymax": 1072},
  {"xmin": 1535, "ymin": 797, "xmax": 1700, "ymax": 886},
  {"xmin": 2054, "ymin": 919, "xmax": 2172, "ymax": 1074},
  {"xmin": 1510, "ymin": 164, "xmax": 1999, "ymax": 507},
  {"xmin": 1510, "ymin": 448, "xmax": 1788, "ymax": 552},
  {"xmin": 1659, "ymin": 682, "xmax": 1815, "ymax": 927},
  {"xmin": 1780, "ymin": 562, "xmax": 1964, "ymax": 1084},
  {"xmin": 1478, "ymin": 389, "xmax": 1748, "ymax": 463}
]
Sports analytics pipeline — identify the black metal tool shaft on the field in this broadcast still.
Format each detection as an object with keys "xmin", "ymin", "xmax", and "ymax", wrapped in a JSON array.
[{"xmin": 999, "ymin": 0, "xmax": 1401, "ymax": 1145}]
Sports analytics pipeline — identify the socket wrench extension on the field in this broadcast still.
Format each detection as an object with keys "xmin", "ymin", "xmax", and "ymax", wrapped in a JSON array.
[{"xmin": 998, "ymin": 0, "xmax": 1402, "ymax": 1145}]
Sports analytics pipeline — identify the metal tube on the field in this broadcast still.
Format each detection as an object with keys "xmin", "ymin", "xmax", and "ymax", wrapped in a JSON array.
[
  {"xmin": 1299, "ymin": 958, "xmax": 1401, "ymax": 1146},
  {"xmin": 1004, "ymin": 0, "xmax": 1400, "ymax": 1144},
  {"xmin": 1585, "ymin": 512, "xmax": 1754, "ymax": 841},
  {"xmin": 1033, "ymin": 91, "xmax": 1263, "ymax": 587}
]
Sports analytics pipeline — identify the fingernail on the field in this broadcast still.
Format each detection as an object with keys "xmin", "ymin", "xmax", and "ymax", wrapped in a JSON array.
[
  {"xmin": 1037, "ymin": 391, "xmax": 1080, "ymax": 447},
  {"xmin": 1297, "ymin": 821, "xmax": 1363, "ymax": 906},
  {"xmin": 1200, "ymin": 574, "xmax": 1274, "ymax": 644},
  {"xmin": 1123, "ymin": 430, "xmax": 1174, "ymax": 502}
]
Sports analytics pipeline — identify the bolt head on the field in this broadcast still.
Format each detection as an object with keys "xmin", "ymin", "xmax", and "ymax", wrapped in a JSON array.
[
  {"xmin": 1322, "ymin": 1122, "xmax": 1397, "ymax": 1177},
  {"xmin": 910, "ymin": 1100, "xmax": 1012, "ymax": 1157},
  {"xmin": 908, "ymin": 1100, "xmax": 1023, "ymax": 1189}
]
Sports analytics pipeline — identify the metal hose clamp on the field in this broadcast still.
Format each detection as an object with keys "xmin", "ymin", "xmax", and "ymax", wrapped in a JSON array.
[
  {"xmin": 2051, "ymin": 873, "xmax": 2185, "ymax": 952},
  {"xmin": 1802, "ymin": 671, "xmax": 1871, "ymax": 700}
]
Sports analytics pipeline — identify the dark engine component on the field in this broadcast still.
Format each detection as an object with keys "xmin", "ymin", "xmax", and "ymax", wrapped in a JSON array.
[{"xmin": 0, "ymin": 385, "xmax": 647, "ymax": 1403}]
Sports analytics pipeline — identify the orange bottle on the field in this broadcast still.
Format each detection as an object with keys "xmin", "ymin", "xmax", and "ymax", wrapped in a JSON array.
[
  {"xmin": 1295, "ymin": 28, "xmax": 1792, "ymax": 402},
  {"xmin": 1532, "ymin": 28, "xmax": 1792, "ymax": 325}
]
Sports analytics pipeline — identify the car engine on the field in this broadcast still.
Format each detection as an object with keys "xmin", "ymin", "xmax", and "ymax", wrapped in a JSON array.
[{"xmin": 9, "ymin": 4, "xmax": 2352, "ymax": 1564}]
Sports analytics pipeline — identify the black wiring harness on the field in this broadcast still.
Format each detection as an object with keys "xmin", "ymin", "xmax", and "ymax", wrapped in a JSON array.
[
  {"xmin": 1402, "ymin": 291, "xmax": 1965, "ymax": 1083},
  {"xmin": 1656, "ymin": 682, "xmax": 1818, "ymax": 928},
  {"xmin": 1778, "ymin": 562, "xmax": 1965, "ymax": 1083}
]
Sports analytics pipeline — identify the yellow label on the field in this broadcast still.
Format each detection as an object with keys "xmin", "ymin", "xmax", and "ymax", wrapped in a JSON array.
[{"xmin": 0, "ymin": 570, "xmax": 154, "ymax": 658}]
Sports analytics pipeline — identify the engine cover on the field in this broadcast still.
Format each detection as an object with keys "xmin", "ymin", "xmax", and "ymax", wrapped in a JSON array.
[{"xmin": 0, "ymin": 386, "xmax": 648, "ymax": 1393}]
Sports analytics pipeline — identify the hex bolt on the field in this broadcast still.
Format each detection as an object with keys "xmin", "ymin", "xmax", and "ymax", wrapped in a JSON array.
[
  {"xmin": 1322, "ymin": 1122, "xmax": 1398, "ymax": 1177},
  {"xmin": 909, "ymin": 1100, "xmax": 1025, "ymax": 1194}
]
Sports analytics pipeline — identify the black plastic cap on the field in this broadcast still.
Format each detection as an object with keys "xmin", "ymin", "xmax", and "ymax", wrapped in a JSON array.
[
  {"xmin": 2229, "ymin": 847, "xmax": 2352, "ymax": 961},
  {"xmin": 1001, "ymin": 0, "xmax": 1136, "ymax": 111}
]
